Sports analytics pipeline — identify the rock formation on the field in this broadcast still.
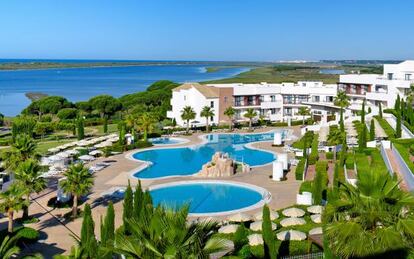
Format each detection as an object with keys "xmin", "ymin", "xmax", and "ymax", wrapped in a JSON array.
[{"xmin": 196, "ymin": 152, "xmax": 243, "ymax": 178}]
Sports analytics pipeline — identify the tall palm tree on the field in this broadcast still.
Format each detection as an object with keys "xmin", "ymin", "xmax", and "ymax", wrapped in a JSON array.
[
  {"xmin": 60, "ymin": 163, "xmax": 94, "ymax": 218},
  {"xmin": 14, "ymin": 158, "xmax": 46, "ymax": 219},
  {"xmin": 324, "ymin": 170, "xmax": 414, "ymax": 258},
  {"xmin": 0, "ymin": 182, "xmax": 28, "ymax": 233},
  {"xmin": 137, "ymin": 112, "xmax": 156, "ymax": 141},
  {"xmin": 334, "ymin": 90, "xmax": 350, "ymax": 131},
  {"xmin": 114, "ymin": 206, "xmax": 226, "ymax": 258},
  {"xmin": 224, "ymin": 107, "xmax": 236, "ymax": 131},
  {"xmin": 297, "ymin": 106, "xmax": 310, "ymax": 126},
  {"xmin": 200, "ymin": 106, "xmax": 215, "ymax": 133},
  {"xmin": 180, "ymin": 106, "xmax": 196, "ymax": 134},
  {"xmin": 327, "ymin": 129, "xmax": 344, "ymax": 161},
  {"xmin": 0, "ymin": 233, "xmax": 21, "ymax": 259},
  {"xmin": 243, "ymin": 108, "xmax": 257, "ymax": 131},
  {"xmin": 2, "ymin": 134, "xmax": 38, "ymax": 171}
]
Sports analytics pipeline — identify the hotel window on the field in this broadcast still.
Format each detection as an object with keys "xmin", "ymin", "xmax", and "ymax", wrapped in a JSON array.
[
  {"xmin": 184, "ymin": 95, "xmax": 186, "ymax": 101},
  {"xmin": 235, "ymin": 96, "xmax": 242, "ymax": 106},
  {"xmin": 224, "ymin": 96, "xmax": 228, "ymax": 103},
  {"xmin": 271, "ymin": 108, "xmax": 276, "ymax": 114},
  {"xmin": 312, "ymin": 96, "xmax": 320, "ymax": 102},
  {"xmin": 325, "ymin": 96, "xmax": 334, "ymax": 102},
  {"xmin": 210, "ymin": 116, "xmax": 214, "ymax": 121},
  {"xmin": 210, "ymin": 101, "xmax": 214, "ymax": 108},
  {"xmin": 270, "ymin": 95, "xmax": 276, "ymax": 102},
  {"xmin": 284, "ymin": 108, "xmax": 292, "ymax": 115},
  {"xmin": 297, "ymin": 95, "xmax": 308, "ymax": 103},
  {"xmin": 283, "ymin": 95, "xmax": 294, "ymax": 104},
  {"xmin": 247, "ymin": 96, "xmax": 254, "ymax": 105},
  {"xmin": 259, "ymin": 95, "xmax": 264, "ymax": 102},
  {"xmin": 387, "ymin": 73, "xmax": 393, "ymax": 80},
  {"xmin": 406, "ymin": 74, "xmax": 412, "ymax": 80}
]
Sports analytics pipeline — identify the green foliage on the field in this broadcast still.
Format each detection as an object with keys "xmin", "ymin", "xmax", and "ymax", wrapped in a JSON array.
[
  {"xmin": 57, "ymin": 108, "xmax": 78, "ymax": 120},
  {"xmin": 326, "ymin": 152, "xmax": 334, "ymax": 160},
  {"xmin": 292, "ymin": 130, "xmax": 314, "ymax": 149},
  {"xmin": 122, "ymin": 181, "xmax": 133, "ymax": 233},
  {"xmin": 0, "ymin": 113, "xmax": 4, "ymax": 126},
  {"xmin": 345, "ymin": 153, "xmax": 355, "ymax": 170},
  {"xmin": 23, "ymin": 96, "xmax": 73, "ymax": 115},
  {"xmin": 262, "ymin": 205, "xmax": 277, "ymax": 259},
  {"xmin": 103, "ymin": 117, "xmax": 108, "ymax": 134},
  {"xmin": 224, "ymin": 106, "xmax": 236, "ymax": 130},
  {"xmin": 80, "ymin": 203, "xmax": 98, "ymax": 258},
  {"xmin": 295, "ymin": 157, "xmax": 306, "ymax": 180},
  {"xmin": 77, "ymin": 117, "xmax": 85, "ymax": 140},
  {"xmin": 299, "ymin": 181, "xmax": 312, "ymax": 194},
  {"xmin": 369, "ymin": 119, "xmax": 375, "ymax": 141},
  {"xmin": 308, "ymin": 133, "xmax": 319, "ymax": 165},
  {"xmin": 395, "ymin": 94, "xmax": 401, "ymax": 112},
  {"xmin": 374, "ymin": 115, "xmax": 396, "ymax": 139},
  {"xmin": 324, "ymin": 170, "xmax": 414, "ymax": 258},
  {"xmin": 200, "ymin": 106, "xmax": 215, "ymax": 132},
  {"xmin": 312, "ymin": 161, "xmax": 328, "ymax": 204},
  {"xmin": 233, "ymin": 224, "xmax": 248, "ymax": 252},
  {"xmin": 11, "ymin": 116, "xmax": 37, "ymax": 139},
  {"xmin": 0, "ymin": 182, "xmax": 28, "ymax": 233},
  {"xmin": 88, "ymin": 95, "xmax": 122, "ymax": 118},
  {"xmin": 396, "ymin": 112, "xmax": 402, "ymax": 138},
  {"xmin": 378, "ymin": 102, "xmax": 383, "ymax": 118},
  {"xmin": 244, "ymin": 108, "xmax": 257, "ymax": 130}
]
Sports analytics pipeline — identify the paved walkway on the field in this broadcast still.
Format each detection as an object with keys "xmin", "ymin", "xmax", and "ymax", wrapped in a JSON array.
[
  {"xmin": 373, "ymin": 118, "xmax": 387, "ymax": 138},
  {"xmin": 385, "ymin": 149, "xmax": 409, "ymax": 191}
]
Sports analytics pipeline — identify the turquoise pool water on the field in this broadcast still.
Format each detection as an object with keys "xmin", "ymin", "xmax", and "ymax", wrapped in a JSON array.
[
  {"xmin": 150, "ymin": 182, "xmax": 264, "ymax": 214},
  {"xmin": 149, "ymin": 137, "xmax": 184, "ymax": 145},
  {"xmin": 133, "ymin": 132, "xmax": 279, "ymax": 179}
]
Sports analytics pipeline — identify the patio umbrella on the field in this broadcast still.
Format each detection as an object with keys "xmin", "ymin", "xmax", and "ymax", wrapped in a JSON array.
[
  {"xmin": 79, "ymin": 155, "xmax": 95, "ymax": 161},
  {"xmin": 228, "ymin": 212, "xmax": 251, "ymax": 222},
  {"xmin": 309, "ymin": 227, "xmax": 323, "ymax": 235},
  {"xmin": 307, "ymin": 205, "xmax": 324, "ymax": 214},
  {"xmin": 253, "ymin": 210, "xmax": 279, "ymax": 221},
  {"xmin": 89, "ymin": 150, "xmax": 103, "ymax": 156},
  {"xmin": 310, "ymin": 214, "xmax": 322, "ymax": 224},
  {"xmin": 48, "ymin": 147, "xmax": 60, "ymax": 153},
  {"xmin": 218, "ymin": 224, "xmax": 239, "ymax": 234},
  {"xmin": 248, "ymin": 234, "xmax": 264, "ymax": 246},
  {"xmin": 282, "ymin": 208, "xmax": 305, "ymax": 218},
  {"xmin": 277, "ymin": 230, "xmax": 307, "ymax": 241},
  {"xmin": 280, "ymin": 217, "xmax": 306, "ymax": 227},
  {"xmin": 250, "ymin": 221, "xmax": 277, "ymax": 231},
  {"xmin": 66, "ymin": 149, "xmax": 79, "ymax": 155}
]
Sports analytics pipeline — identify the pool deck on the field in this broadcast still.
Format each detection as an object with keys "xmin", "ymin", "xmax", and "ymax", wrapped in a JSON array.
[{"xmin": 0, "ymin": 126, "xmax": 302, "ymax": 256}]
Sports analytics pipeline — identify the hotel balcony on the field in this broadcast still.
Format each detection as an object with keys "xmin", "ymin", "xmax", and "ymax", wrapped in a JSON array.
[
  {"xmin": 234, "ymin": 101, "xmax": 261, "ymax": 107},
  {"xmin": 260, "ymin": 101, "xmax": 283, "ymax": 109},
  {"xmin": 365, "ymin": 92, "xmax": 389, "ymax": 102}
]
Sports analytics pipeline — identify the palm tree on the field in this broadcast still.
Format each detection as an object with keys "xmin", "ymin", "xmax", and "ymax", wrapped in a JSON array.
[
  {"xmin": 114, "ymin": 206, "xmax": 226, "ymax": 258},
  {"xmin": 14, "ymin": 158, "xmax": 47, "ymax": 219},
  {"xmin": 334, "ymin": 90, "xmax": 350, "ymax": 131},
  {"xmin": 60, "ymin": 163, "xmax": 94, "ymax": 218},
  {"xmin": 0, "ymin": 233, "xmax": 20, "ymax": 259},
  {"xmin": 180, "ymin": 106, "xmax": 196, "ymax": 134},
  {"xmin": 324, "ymin": 170, "xmax": 414, "ymax": 258},
  {"xmin": 137, "ymin": 112, "xmax": 156, "ymax": 141},
  {"xmin": 2, "ymin": 134, "xmax": 38, "ymax": 171},
  {"xmin": 297, "ymin": 106, "xmax": 310, "ymax": 126},
  {"xmin": 200, "ymin": 106, "xmax": 215, "ymax": 133},
  {"xmin": 224, "ymin": 107, "xmax": 236, "ymax": 131},
  {"xmin": 243, "ymin": 108, "xmax": 257, "ymax": 131},
  {"xmin": 0, "ymin": 182, "xmax": 28, "ymax": 233},
  {"xmin": 327, "ymin": 129, "xmax": 344, "ymax": 161}
]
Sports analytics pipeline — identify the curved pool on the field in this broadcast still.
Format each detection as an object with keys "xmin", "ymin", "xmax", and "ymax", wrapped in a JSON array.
[
  {"xmin": 149, "ymin": 137, "xmax": 187, "ymax": 145},
  {"xmin": 132, "ymin": 132, "xmax": 282, "ymax": 179},
  {"xmin": 149, "ymin": 181, "xmax": 270, "ymax": 215}
]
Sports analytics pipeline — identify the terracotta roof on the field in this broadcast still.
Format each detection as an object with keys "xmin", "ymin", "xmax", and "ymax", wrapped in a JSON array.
[{"xmin": 173, "ymin": 83, "xmax": 219, "ymax": 98}]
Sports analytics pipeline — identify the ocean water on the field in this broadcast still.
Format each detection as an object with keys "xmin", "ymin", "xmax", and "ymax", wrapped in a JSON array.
[
  {"xmin": 133, "ymin": 132, "xmax": 279, "ymax": 179},
  {"xmin": 0, "ymin": 64, "xmax": 249, "ymax": 116},
  {"xmin": 150, "ymin": 182, "xmax": 263, "ymax": 214}
]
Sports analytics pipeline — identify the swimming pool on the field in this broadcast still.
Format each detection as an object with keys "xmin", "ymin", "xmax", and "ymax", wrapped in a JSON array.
[
  {"xmin": 149, "ymin": 137, "xmax": 188, "ymax": 145},
  {"xmin": 132, "ymin": 131, "xmax": 282, "ymax": 179},
  {"xmin": 149, "ymin": 181, "xmax": 270, "ymax": 215}
]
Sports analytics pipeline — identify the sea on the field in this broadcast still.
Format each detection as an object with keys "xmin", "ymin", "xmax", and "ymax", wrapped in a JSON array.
[{"xmin": 0, "ymin": 60, "xmax": 249, "ymax": 116}]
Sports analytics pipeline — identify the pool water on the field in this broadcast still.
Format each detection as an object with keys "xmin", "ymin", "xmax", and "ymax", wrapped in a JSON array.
[
  {"xmin": 150, "ymin": 137, "xmax": 184, "ymax": 145},
  {"xmin": 150, "ymin": 182, "xmax": 264, "ymax": 214},
  {"xmin": 133, "ymin": 132, "xmax": 280, "ymax": 179}
]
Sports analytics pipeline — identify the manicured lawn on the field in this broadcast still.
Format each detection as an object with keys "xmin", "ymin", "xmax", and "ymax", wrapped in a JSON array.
[{"xmin": 393, "ymin": 139, "xmax": 414, "ymax": 174}]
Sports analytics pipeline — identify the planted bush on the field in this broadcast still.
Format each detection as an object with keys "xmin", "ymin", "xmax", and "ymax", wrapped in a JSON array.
[{"xmin": 295, "ymin": 158, "xmax": 306, "ymax": 180}]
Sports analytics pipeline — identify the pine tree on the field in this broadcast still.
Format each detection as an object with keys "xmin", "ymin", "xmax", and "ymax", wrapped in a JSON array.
[
  {"xmin": 123, "ymin": 181, "xmax": 133, "ymax": 233},
  {"xmin": 378, "ymin": 102, "xmax": 383, "ymax": 118},
  {"xmin": 359, "ymin": 125, "xmax": 367, "ymax": 152},
  {"xmin": 339, "ymin": 110, "xmax": 344, "ymax": 132},
  {"xmin": 262, "ymin": 205, "xmax": 277, "ymax": 259},
  {"xmin": 101, "ymin": 202, "xmax": 115, "ymax": 245},
  {"xmin": 133, "ymin": 181, "xmax": 143, "ymax": 219},
  {"xmin": 80, "ymin": 203, "xmax": 97, "ymax": 257},
  {"xmin": 118, "ymin": 122, "xmax": 126, "ymax": 146},
  {"xmin": 396, "ymin": 112, "xmax": 402, "ymax": 138},
  {"xmin": 370, "ymin": 119, "xmax": 375, "ymax": 141}
]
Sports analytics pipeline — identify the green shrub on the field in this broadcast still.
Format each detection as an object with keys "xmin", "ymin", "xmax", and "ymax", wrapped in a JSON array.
[
  {"xmin": 299, "ymin": 181, "xmax": 312, "ymax": 194},
  {"xmin": 313, "ymin": 161, "xmax": 328, "ymax": 204},
  {"xmin": 308, "ymin": 133, "xmax": 319, "ymax": 165},
  {"xmin": 17, "ymin": 227, "xmax": 39, "ymax": 241},
  {"xmin": 374, "ymin": 115, "xmax": 396, "ymax": 139},
  {"xmin": 345, "ymin": 153, "xmax": 355, "ymax": 170},
  {"xmin": 295, "ymin": 158, "xmax": 306, "ymax": 180},
  {"xmin": 326, "ymin": 152, "xmax": 334, "ymax": 160}
]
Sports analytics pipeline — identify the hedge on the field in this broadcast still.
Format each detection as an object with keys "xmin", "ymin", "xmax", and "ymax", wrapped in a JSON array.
[
  {"xmin": 308, "ymin": 133, "xmax": 319, "ymax": 165},
  {"xmin": 345, "ymin": 153, "xmax": 355, "ymax": 170},
  {"xmin": 295, "ymin": 158, "xmax": 306, "ymax": 180},
  {"xmin": 374, "ymin": 115, "xmax": 396, "ymax": 139},
  {"xmin": 292, "ymin": 131, "xmax": 314, "ymax": 149},
  {"xmin": 326, "ymin": 152, "xmax": 334, "ymax": 160},
  {"xmin": 299, "ymin": 181, "xmax": 312, "ymax": 194},
  {"xmin": 313, "ymin": 161, "xmax": 328, "ymax": 204}
]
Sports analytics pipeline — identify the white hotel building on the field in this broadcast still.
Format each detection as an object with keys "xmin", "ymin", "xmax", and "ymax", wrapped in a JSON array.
[{"xmin": 167, "ymin": 60, "xmax": 414, "ymax": 127}]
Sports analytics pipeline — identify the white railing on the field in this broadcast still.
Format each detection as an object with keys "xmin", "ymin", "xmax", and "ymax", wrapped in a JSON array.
[
  {"xmin": 391, "ymin": 143, "xmax": 414, "ymax": 191},
  {"xmin": 380, "ymin": 142, "xmax": 394, "ymax": 176},
  {"xmin": 344, "ymin": 164, "xmax": 357, "ymax": 186}
]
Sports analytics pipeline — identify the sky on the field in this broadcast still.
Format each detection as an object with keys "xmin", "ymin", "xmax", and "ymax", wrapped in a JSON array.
[{"xmin": 1, "ymin": 0, "xmax": 413, "ymax": 61}]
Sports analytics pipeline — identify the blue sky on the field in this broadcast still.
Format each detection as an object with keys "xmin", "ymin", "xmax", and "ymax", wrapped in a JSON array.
[{"xmin": 1, "ymin": 0, "xmax": 413, "ymax": 61}]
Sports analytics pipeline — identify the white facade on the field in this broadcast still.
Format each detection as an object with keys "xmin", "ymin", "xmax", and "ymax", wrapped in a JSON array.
[
  {"xmin": 166, "ymin": 83, "xmax": 219, "ymax": 127},
  {"xmin": 339, "ymin": 60, "xmax": 414, "ymax": 113}
]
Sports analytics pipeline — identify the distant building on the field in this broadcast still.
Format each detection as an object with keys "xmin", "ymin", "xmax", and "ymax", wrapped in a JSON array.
[
  {"xmin": 167, "ymin": 60, "xmax": 414, "ymax": 127},
  {"xmin": 339, "ymin": 60, "xmax": 414, "ymax": 113}
]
